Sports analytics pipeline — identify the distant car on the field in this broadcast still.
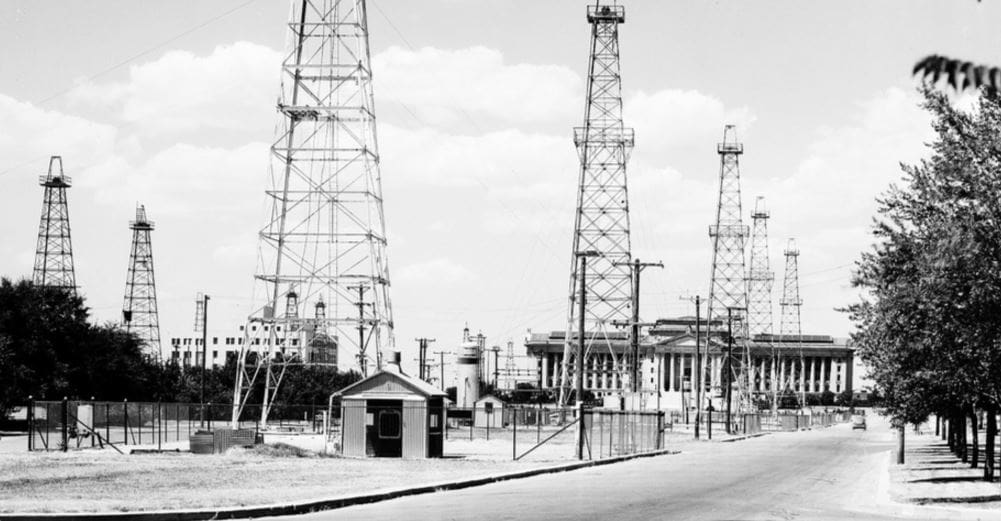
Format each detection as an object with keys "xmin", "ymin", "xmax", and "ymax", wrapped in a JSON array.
[{"xmin": 851, "ymin": 414, "xmax": 867, "ymax": 430}]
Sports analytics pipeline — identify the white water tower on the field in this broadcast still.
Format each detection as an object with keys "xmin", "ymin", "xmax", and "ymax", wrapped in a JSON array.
[{"xmin": 455, "ymin": 336, "xmax": 481, "ymax": 408}]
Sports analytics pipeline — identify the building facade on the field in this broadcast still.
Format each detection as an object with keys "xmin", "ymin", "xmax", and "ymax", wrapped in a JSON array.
[
  {"xmin": 525, "ymin": 316, "xmax": 853, "ymax": 410},
  {"xmin": 167, "ymin": 321, "xmax": 336, "ymax": 370}
]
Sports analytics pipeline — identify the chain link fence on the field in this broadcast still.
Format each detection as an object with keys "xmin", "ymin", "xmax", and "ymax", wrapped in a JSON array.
[{"xmin": 26, "ymin": 399, "xmax": 331, "ymax": 452}]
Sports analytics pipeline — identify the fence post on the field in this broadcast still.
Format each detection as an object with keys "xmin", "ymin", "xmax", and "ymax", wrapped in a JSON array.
[
  {"xmin": 27, "ymin": 396, "xmax": 34, "ymax": 452},
  {"xmin": 123, "ymin": 399, "xmax": 129, "ymax": 446},
  {"xmin": 658, "ymin": 411, "xmax": 664, "ymax": 450},
  {"xmin": 512, "ymin": 406, "xmax": 517, "ymax": 461},
  {"xmin": 469, "ymin": 411, "xmax": 473, "ymax": 441},
  {"xmin": 537, "ymin": 407, "xmax": 542, "ymax": 444},
  {"xmin": 60, "ymin": 397, "xmax": 69, "ymax": 452},
  {"xmin": 157, "ymin": 402, "xmax": 162, "ymax": 451},
  {"xmin": 486, "ymin": 407, "xmax": 490, "ymax": 441}
]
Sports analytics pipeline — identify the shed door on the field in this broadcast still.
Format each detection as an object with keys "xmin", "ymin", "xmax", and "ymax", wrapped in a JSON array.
[{"xmin": 367, "ymin": 399, "xmax": 403, "ymax": 457}]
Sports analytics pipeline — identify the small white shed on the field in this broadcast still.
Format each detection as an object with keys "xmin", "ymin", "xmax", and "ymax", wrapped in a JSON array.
[{"xmin": 473, "ymin": 395, "xmax": 505, "ymax": 428}]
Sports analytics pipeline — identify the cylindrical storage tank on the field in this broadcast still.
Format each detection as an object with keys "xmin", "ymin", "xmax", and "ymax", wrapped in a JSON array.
[{"xmin": 455, "ymin": 340, "xmax": 480, "ymax": 408}]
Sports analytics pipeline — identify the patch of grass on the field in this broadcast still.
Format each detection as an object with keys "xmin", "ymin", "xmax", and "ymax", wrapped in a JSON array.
[{"xmin": 233, "ymin": 442, "xmax": 335, "ymax": 458}]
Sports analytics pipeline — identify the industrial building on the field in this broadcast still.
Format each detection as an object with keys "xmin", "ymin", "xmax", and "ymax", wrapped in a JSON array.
[{"xmin": 525, "ymin": 316, "xmax": 853, "ymax": 410}]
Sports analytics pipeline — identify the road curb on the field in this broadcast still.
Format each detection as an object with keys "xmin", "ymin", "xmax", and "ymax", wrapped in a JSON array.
[
  {"xmin": 0, "ymin": 449, "xmax": 678, "ymax": 521},
  {"xmin": 719, "ymin": 432, "xmax": 770, "ymax": 443}
]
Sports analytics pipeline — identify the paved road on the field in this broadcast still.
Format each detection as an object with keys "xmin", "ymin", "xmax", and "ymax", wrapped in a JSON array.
[{"xmin": 258, "ymin": 419, "xmax": 970, "ymax": 521}]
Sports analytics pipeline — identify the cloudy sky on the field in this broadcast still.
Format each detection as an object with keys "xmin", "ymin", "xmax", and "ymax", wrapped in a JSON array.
[{"xmin": 1, "ymin": 0, "xmax": 996, "ymax": 374}]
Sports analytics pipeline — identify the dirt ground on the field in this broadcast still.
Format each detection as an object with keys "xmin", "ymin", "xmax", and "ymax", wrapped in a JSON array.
[
  {"xmin": 0, "ymin": 420, "xmax": 746, "ymax": 513},
  {"xmin": 0, "ymin": 447, "xmax": 547, "ymax": 513}
]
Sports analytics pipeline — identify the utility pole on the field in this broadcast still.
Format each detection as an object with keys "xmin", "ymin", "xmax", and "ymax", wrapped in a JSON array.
[
  {"xmin": 350, "ymin": 284, "xmax": 372, "ymax": 376},
  {"xmin": 613, "ymin": 259, "xmax": 663, "ymax": 393},
  {"xmin": 680, "ymin": 294, "xmax": 704, "ymax": 439},
  {"xmin": 195, "ymin": 293, "xmax": 209, "ymax": 428},
  {"xmin": 576, "ymin": 250, "xmax": 598, "ymax": 460},
  {"xmin": 434, "ymin": 350, "xmax": 448, "ymax": 391},
  {"xmin": 725, "ymin": 306, "xmax": 744, "ymax": 434},
  {"xmin": 416, "ymin": 338, "xmax": 436, "ymax": 381}
]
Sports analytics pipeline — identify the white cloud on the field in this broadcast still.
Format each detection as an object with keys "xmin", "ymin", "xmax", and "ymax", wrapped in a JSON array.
[
  {"xmin": 68, "ymin": 42, "xmax": 282, "ymax": 135},
  {"xmin": 625, "ymin": 89, "xmax": 756, "ymax": 166},
  {"xmin": 373, "ymin": 46, "xmax": 581, "ymax": 128},
  {"xmin": 761, "ymin": 87, "xmax": 934, "ymax": 333},
  {"xmin": 78, "ymin": 141, "xmax": 268, "ymax": 219}
]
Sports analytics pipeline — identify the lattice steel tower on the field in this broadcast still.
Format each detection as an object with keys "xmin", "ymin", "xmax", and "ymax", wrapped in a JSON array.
[
  {"xmin": 233, "ymin": 0, "xmax": 394, "ymax": 426},
  {"xmin": 33, "ymin": 156, "xmax": 76, "ymax": 292},
  {"xmin": 707, "ymin": 125, "xmax": 750, "ymax": 409},
  {"xmin": 746, "ymin": 197, "xmax": 773, "ymax": 339},
  {"xmin": 122, "ymin": 205, "xmax": 162, "ymax": 360},
  {"xmin": 778, "ymin": 238, "xmax": 803, "ymax": 400},
  {"xmin": 746, "ymin": 196, "xmax": 773, "ymax": 402},
  {"xmin": 558, "ymin": 3, "xmax": 635, "ymax": 404}
]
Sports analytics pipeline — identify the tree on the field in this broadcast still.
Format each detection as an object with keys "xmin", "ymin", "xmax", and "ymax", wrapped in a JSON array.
[
  {"xmin": 0, "ymin": 278, "xmax": 159, "ymax": 417},
  {"xmin": 849, "ymin": 86, "xmax": 1001, "ymax": 481},
  {"xmin": 914, "ymin": 55, "xmax": 1001, "ymax": 93}
]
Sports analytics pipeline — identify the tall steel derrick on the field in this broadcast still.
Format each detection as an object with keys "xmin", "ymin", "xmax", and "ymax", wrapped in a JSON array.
[
  {"xmin": 746, "ymin": 196, "xmax": 774, "ymax": 401},
  {"xmin": 232, "ymin": 0, "xmax": 393, "ymax": 427},
  {"xmin": 33, "ymin": 156, "xmax": 76, "ymax": 292},
  {"xmin": 778, "ymin": 239, "xmax": 804, "ymax": 402},
  {"xmin": 122, "ymin": 205, "xmax": 162, "ymax": 360},
  {"xmin": 706, "ymin": 125, "xmax": 751, "ymax": 410},
  {"xmin": 558, "ymin": 3, "xmax": 634, "ymax": 405}
]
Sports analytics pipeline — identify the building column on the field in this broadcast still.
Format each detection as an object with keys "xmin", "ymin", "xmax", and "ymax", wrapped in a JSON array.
[
  {"xmin": 541, "ymin": 353, "xmax": 549, "ymax": 388},
  {"xmin": 770, "ymin": 357, "xmax": 776, "ymax": 392},
  {"xmin": 825, "ymin": 358, "xmax": 833, "ymax": 391},
  {"xmin": 799, "ymin": 358, "xmax": 805, "ymax": 393},
  {"xmin": 779, "ymin": 357, "xmax": 786, "ymax": 390},
  {"xmin": 808, "ymin": 358, "xmax": 816, "ymax": 393},
  {"xmin": 668, "ymin": 352, "xmax": 675, "ymax": 392}
]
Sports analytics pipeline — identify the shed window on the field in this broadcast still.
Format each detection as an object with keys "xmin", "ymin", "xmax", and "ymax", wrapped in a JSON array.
[
  {"xmin": 378, "ymin": 410, "xmax": 401, "ymax": 439},
  {"xmin": 430, "ymin": 413, "xmax": 440, "ymax": 429}
]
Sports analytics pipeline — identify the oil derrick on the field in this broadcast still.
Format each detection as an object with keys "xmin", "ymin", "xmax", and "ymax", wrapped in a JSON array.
[
  {"xmin": 558, "ymin": 3, "xmax": 635, "ymax": 405},
  {"xmin": 778, "ymin": 239, "xmax": 804, "ymax": 406},
  {"xmin": 232, "ymin": 0, "xmax": 394, "ymax": 427},
  {"xmin": 122, "ymin": 205, "xmax": 162, "ymax": 361},
  {"xmin": 746, "ymin": 196, "xmax": 774, "ymax": 408},
  {"xmin": 33, "ymin": 156, "xmax": 76, "ymax": 292},
  {"xmin": 707, "ymin": 125, "xmax": 751, "ymax": 412}
]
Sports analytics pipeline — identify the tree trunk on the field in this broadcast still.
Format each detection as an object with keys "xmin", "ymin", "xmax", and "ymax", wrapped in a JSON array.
[
  {"xmin": 936, "ymin": 415, "xmax": 940, "ymax": 437},
  {"xmin": 985, "ymin": 407, "xmax": 995, "ymax": 482},
  {"xmin": 950, "ymin": 414, "xmax": 957, "ymax": 453},
  {"xmin": 897, "ymin": 424, "xmax": 906, "ymax": 465},
  {"xmin": 961, "ymin": 413, "xmax": 969, "ymax": 463},
  {"xmin": 971, "ymin": 406, "xmax": 979, "ymax": 469}
]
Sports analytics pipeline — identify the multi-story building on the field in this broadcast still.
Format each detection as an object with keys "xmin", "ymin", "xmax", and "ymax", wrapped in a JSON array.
[
  {"xmin": 525, "ymin": 316, "xmax": 853, "ymax": 410},
  {"xmin": 167, "ymin": 321, "xmax": 337, "ymax": 370}
]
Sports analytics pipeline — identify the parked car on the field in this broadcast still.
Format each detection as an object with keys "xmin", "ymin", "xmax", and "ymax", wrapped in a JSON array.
[{"xmin": 851, "ymin": 414, "xmax": 867, "ymax": 430}]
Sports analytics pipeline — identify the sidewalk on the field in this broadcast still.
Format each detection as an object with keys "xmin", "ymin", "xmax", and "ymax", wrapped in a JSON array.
[{"xmin": 887, "ymin": 427, "xmax": 1001, "ymax": 513}]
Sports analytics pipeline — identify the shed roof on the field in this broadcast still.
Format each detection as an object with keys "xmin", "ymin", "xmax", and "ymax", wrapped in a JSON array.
[
  {"xmin": 475, "ymin": 394, "xmax": 505, "ymax": 405},
  {"xmin": 333, "ymin": 369, "xmax": 447, "ymax": 399}
]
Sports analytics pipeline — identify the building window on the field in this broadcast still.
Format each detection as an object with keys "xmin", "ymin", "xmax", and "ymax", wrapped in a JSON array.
[
  {"xmin": 212, "ymin": 351, "xmax": 218, "ymax": 358},
  {"xmin": 213, "ymin": 337, "xmax": 218, "ymax": 345},
  {"xmin": 378, "ymin": 410, "xmax": 402, "ymax": 439}
]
